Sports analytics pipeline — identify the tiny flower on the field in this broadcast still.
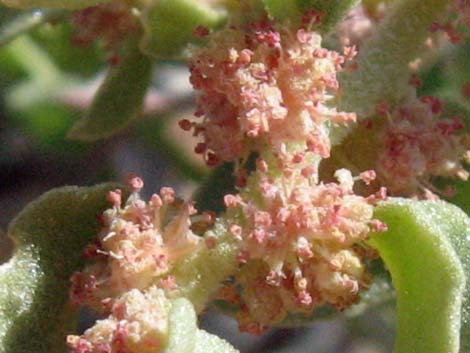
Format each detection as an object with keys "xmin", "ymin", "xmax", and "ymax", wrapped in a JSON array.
[
  {"xmin": 187, "ymin": 21, "xmax": 354, "ymax": 166},
  {"xmin": 376, "ymin": 97, "xmax": 470, "ymax": 196},
  {"xmin": 67, "ymin": 287, "xmax": 171, "ymax": 353},
  {"xmin": 223, "ymin": 166, "xmax": 383, "ymax": 329},
  {"xmin": 71, "ymin": 2, "xmax": 138, "ymax": 54},
  {"xmin": 70, "ymin": 178, "xmax": 202, "ymax": 309}
]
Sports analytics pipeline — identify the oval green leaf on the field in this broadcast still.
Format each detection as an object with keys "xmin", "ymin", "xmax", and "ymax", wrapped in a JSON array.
[
  {"xmin": 370, "ymin": 198, "xmax": 468, "ymax": 353},
  {"xmin": 139, "ymin": 0, "xmax": 226, "ymax": 59},
  {"xmin": 68, "ymin": 39, "xmax": 153, "ymax": 141},
  {"xmin": 0, "ymin": 183, "xmax": 121, "ymax": 353}
]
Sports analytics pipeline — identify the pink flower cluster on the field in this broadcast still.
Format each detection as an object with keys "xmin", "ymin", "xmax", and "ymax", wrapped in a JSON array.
[
  {"xmin": 222, "ymin": 168, "xmax": 386, "ymax": 332},
  {"xmin": 184, "ymin": 18, "xmax": 385, "ymax": 332},
  {"xmin": 376, "ymin": 97, "xmax": 470, "ymax": 196},
  {"xmin": 70, "ymin": 177, "xmax": 202, "ymax": 312},
  {"xmin": 185, "ymin": 21, "xmax": 356, "ymax": 166},
  {"xmin": 71, "ymin": 1, "xmax": 138, "ymax": 62},
  {"xmin": 67, "ymin": 286, "xmax": 171, "ymax": 353}
]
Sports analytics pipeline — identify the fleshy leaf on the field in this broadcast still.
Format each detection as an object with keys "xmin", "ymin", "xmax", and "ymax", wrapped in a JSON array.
[
  {"xmin": 0, "ymin": 183, "xmax": 122, "ymax": 353},
  {"xmin": 165, "ymin": 297, "xmax": 239, "ymax": 353},
  {"xmin": 339, "ymin": 0, "xmax": 452, "ymax": 115},
  {"xmin": 195, "ymin": 330, "xmax": 239, "ymax": 353},
  {"xmin": 1, "ymin": 0, "xmax": 108, "ymax": 9},
  {"xmin": 139, "ymin": 0, "xmax": 226, "ymax": 59},
  {"xmin": 68, "ymin": 39, "xmax": 153, "ymax": 141},
  {"xmin": 164, "ymin": 298, "xmax": 197, "ymax": 353},
  {"xmin": 370, "ymin": 198, "xmax": 468, "ymax": 353}
]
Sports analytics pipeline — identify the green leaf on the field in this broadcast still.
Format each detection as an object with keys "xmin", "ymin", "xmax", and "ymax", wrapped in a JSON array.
[
  {"xmin": 262, "ymin": 0, "xmax": 359, "ymax": 31},
  {"xmin": 449, "ymin": 180, "xmax": 470, "ymax": 216},
  {"xmin": 0, "ymin": 10, "xmax": 66, "ymax": 47},
  {"xmin": 1, "ymin": 0, "xmax": 108, "ymax": 10},
  {"xmin": 164, "ymin": 298, "xmax": 239, "ymax": 353},
  {"xmin": 340, "ymin": 0, "xmax": 452, "ymax": 115},
  {"xmin": 195, "ymin": 330, "xmax": 239, "ymax": 353},
  {"xmin": 139, "ymin": 0, "xmax": 226, "ymax": 59},
  {"xmin": 193, "ymin": 162, "xmax": 236, "ymax": 214},
  {"xmin": 261, "ymin": 0, "xmax": 301, "ymax": 22},
  {"xmin": 164, "ymin": 298, "xmax": 198, "ymax": 353},
  {"xmin": 0, "ymin": 183, "xmax": 122, "ymax": 353},
  {"xmin": 297, "ymin": 0, "xmax": 360, "ymax": 30},
  {"xmin": 370, "ymin": 199, "xmax": 468, "ymax": 353},
  {"xmin": 67, "ymin": 39, "xmax": 153, "ymax": 141}
]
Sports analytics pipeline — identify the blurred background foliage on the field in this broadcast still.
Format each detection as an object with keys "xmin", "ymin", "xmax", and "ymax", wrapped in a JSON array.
[{"xmin": 0, "ymin": 7, "xmax": 469, "ymax": 353}]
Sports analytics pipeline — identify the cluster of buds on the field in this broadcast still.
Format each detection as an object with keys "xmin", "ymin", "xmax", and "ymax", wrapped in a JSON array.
[
  {"xmin": 184, "ymin": 19, "xmax": 356, "ymax": 167},
  {"xmin": 67, "ymin": 286, "xmax": 171, "ymax": 353},
  {"xmin": 428, "ymin": 0, "xmax": 470, "ymax": 44},
  {"xmin": 71, "ymin": 1, "xmax": 138, "ymax": 62},
  {"xmin": 185, "ymin": 16, "xmax": 386, "ymax": 332},
  {"xmin": 70, "ymin": 176, "xmax": 203, "ymax": 312},
  {"xmin": 222, "ymin": 167, "xmax": 386, "ymax": 332},
  {"xmin": 375, "ymin": 97, "xmax": 470, "ymax": 197}
]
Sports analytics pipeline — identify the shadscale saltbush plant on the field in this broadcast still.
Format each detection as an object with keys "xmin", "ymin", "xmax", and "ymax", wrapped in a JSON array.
[{"xmin": 0, "ymin": 0, "xmax": 470, "ymax": 352}]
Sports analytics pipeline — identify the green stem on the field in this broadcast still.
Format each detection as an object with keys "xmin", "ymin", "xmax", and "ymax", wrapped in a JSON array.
[
  {"xmin": 5, "ymin": 35, "xmax": 62, "ymax": 82},
  {"xmin": 0, "ymin": 10, "xmax": 67, "ymax": 47},
  {"xmin": 170, "ymin": 219, "xmax": 239, "ymax": 312}
]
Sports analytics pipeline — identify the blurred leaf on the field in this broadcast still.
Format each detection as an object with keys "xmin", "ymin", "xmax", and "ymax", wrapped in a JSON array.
[
  {"xmin": 261, "ymin": 0, "xmax": 300, "ymax": 22},
  {"xmin": 0, "ymin": 10, "xmax": 66, "ymax": 47},
  {"xmin": 370, "ymin": 199, "xmax": 468, "ymax": 353},
  {"xmin": 448, "ymin": 180, "xmax": 470, "ymax": 216},
  {"xmin": 13, "ymin": 102, "xmax": 80, "ymax": 149},
  {"xmin": 297, "ymin": 0, "xmax": 360, "ymax": 30},
  {"xmin": 340, "ymin": 0, "xmax": 452, "ymax": 115},
  {"xmin": 0, "ymin": 229, "xmax": 12, "ymax": 264},
  {"xmin": 193, "ymin": 163, "xmax": 236, "ymax": 213},
  {"xmin": 137, "ymin": 114, "xmax": 208, "ymax": 182},
  {"xmin": 68, "ymin": 39, "xmax": 153, "ymax": 141},
  {"xmin": 0, "ymin": 183, "xmax": 121, "ymax": 353},
  {"xmin": 31, "ymin": 22, "xmax": 103, "ymax": 77},
  {"xmin": 140, "ymin": 0, "xmax": 226, "ymax": 59},
  {"xmin": 1, "ymin": 0, "xmax": 108, "ymax": 10},
  {"xmin": 262, "ymin": 0, "xmax": 359, "ymax": 30}
]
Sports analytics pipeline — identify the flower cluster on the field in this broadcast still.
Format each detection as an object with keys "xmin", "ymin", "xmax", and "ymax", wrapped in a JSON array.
[
  {"xmin": 184, "ymin": 20, "xmax": 356, "ymax": 166},
  {"xmin": 70, "ymin": 176, "xmax": 202, "ymax": 312},
  {"xmin": 67, "ymin": 286, "xmax": 171, "ymax": 353},
  {"xmin": 221, "ymin": 167, "xmax": 386, "ymax": 332},
  {"xmin": 71, "ymin": 1, "xmax": 138, "ymax": 62},
  {"xmin": 375, "ymin": 97, "xmax": 470, "ymax": 196},
  {"xmin": 185, "ymin": 17, "xmax": 386, "ymax": 332},
  {"xmin": 428, "ymin": 0, "xmax": 470, "ymax": 44}
]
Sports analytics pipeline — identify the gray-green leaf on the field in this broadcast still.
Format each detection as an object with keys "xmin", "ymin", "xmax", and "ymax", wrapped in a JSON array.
[
  {"xmin": 370, "ymin": 198, "xmax": 468, "ymax": 353},
  {"xmin": 68, "ymin": 39, "xmax": 153, "ymax": 141},
  {"xmin": 0, "ymin": 183, "xmax": 120, "ymax": 353}
]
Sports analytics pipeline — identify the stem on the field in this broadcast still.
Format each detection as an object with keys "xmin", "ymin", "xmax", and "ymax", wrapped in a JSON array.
[
  {"xmin": 0, "ymin": 10, "xmax": 67, "ymax": 47},
  {"xmin": 4, "ymin": 35, "xmax": 62, "ymax": 82},
  {"xmin": 170, "ymin": 219, "xmax": 239, "ymax": 312}
]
